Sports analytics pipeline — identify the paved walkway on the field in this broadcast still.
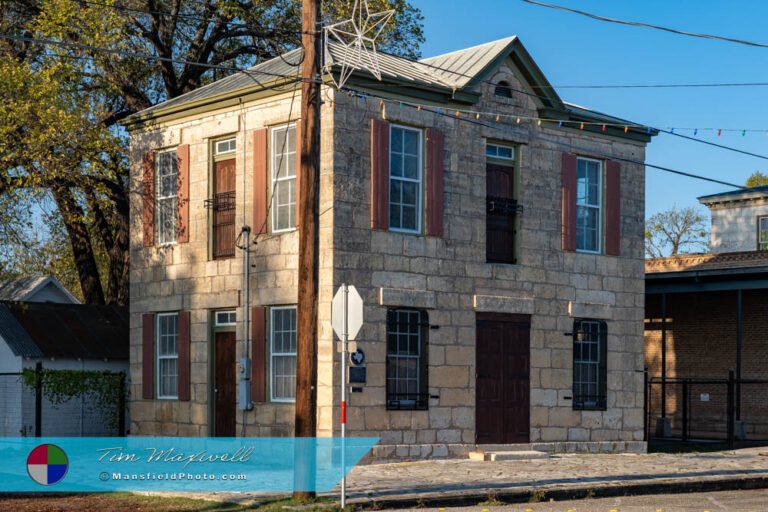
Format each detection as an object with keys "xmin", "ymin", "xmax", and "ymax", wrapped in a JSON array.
[{"xmin": 149, "ymin": 447, "xmax": 768, "ymax": 507}]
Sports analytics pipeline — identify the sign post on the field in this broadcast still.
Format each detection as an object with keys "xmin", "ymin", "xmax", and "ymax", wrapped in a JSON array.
[{"xmin": 331, "ymin": 284, "xmax": 363, "ymax": 509}]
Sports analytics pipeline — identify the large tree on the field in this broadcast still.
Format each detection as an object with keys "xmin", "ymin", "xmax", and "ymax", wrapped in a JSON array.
[
  {"xmin": 746, "ymin": 171, "xmax": 768, "ymax": 188},
  {"xmin": 0, "ymin": 0, "xmax": 424, "ymax": 305},
  {"xmin": 645, "ymin": 206, "xmax": 710, "ymax": 258}
]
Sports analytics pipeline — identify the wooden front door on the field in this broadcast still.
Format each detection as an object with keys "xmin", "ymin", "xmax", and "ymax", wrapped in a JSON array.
[
  {"xmin": 213, "ymin": 158, "xmax": 236, "ymax": 259},
  {"xmin": 214, "ymin": 331, "xmax": 236, "ymax": 436},
  {"xmin": 476, "ymin": 313, "xmax": 530, "ymax": 444},
  {"xmin": 486, "ymin": 163, "xmax": 516, "ymax": 264}
]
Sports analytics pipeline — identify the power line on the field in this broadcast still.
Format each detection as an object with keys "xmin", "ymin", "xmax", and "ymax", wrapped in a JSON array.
[
  {"xmin": 343, "ymin": 87, "xmax": 746, "ymax": 190},
  {"xmin": 548, "ymin": 81, "xmax": 768, "ymax": 90},
  {"xmin": 521, "ymin": 0, "xmax": 768, "ymax": 49}
]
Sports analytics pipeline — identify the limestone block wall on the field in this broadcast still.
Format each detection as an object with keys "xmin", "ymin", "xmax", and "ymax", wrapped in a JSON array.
[
  {"xmin": 128, "ymin": 89, "xmax": 336, "ymax": 437},
  {"xmin": 707, "ymin": 199, "xmax": 768, "ymax": 253},
  {"xmin": 327, "ymin": 62, "xmax": 647, "ymax": 457}
]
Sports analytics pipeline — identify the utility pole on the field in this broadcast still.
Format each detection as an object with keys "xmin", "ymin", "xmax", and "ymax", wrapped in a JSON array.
[{"xmin": 294, "ymin": 0, "xmax": 321, "ymax": 500}]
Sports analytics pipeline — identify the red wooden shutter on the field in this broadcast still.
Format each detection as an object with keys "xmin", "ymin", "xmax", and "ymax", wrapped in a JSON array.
[
  {"xmin": 251, "ymin": 306, "xmax": 267, "ymax": 402},
  {"xmin": 142, "ymin": 152, "xmax": 155, "ymax": 247},
  {"xmin": 176, "ymin": 144, "xmax": 190, "ymax": 243},
  {"xmin": 177, "ymin": 311, "xmax": 191, "ymax": 401},
  {"xmin": 425, "ymin": 128, "xmax": 445, "ymax": 237},
  {"xmin": 141, "ymin": 313, "xmax": 155, "ymax": 399},
  {"xmin": 295, "ymin": 123, "xmax": 302, "ymax": 226},
  {"xmin": 253, "ymin": 129, "xmax": 268, "ymax": 234},
  {"xmin": 370, "ymin": 119, "xmax": 390, "ymax": 230},
  {"xmin": 605, "ymin": 160, "xmax": 621, "ymax": 256},
  {"xmin": 561, "ymin": 153, "xmax": 577, "ymax": 252}
]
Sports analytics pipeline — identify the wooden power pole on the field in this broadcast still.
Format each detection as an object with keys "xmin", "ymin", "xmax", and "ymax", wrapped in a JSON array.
[{"xmin": 294, "ymin": 0, "xmax": 321, "ymax": 500}]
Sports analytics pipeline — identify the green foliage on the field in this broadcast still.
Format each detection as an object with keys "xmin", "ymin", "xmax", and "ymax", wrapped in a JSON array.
[
  {"xmin": 746, "ymin": 171, "xmax": 768, "ymax": 188},
  {"xmin": 22, "ymin": 367, "xmax": 127, "ymax": 430},
  {"xmin": 529, "ymin": 489, "xmax": 546, "ymax": 503},
  {"xmin": 645, "ymin": 206, "xmax": 709, "ymax": 258}
]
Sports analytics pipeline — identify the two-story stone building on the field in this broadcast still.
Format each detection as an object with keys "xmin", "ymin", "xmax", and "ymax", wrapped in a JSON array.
[{"xmin": 124, "ymin": 36, "xmax": 655, "ymax": 458}]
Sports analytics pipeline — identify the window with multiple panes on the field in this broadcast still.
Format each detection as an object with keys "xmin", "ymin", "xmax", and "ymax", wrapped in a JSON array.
[
  {"xmin": 386, "ymin": 308, "xmax": 428, "ymax": 410},
  {"xmin": 486, "ymin": 143, "xmax": 519, "ymax": 264},
  {"xmin": 214, "ymin": 310, "xmax": 236, "ymax": 327},
  {"xmin": 572, "ymin": 319, "xmax": 607, "ymax": 410},
  {"xmin": 759, "ymin": 216, "xmax": 768, "ymax": 251},
  {"xmin": 156, "ymin": 150, "xmax": 179, "ymax": 245},
  {"xmin": 270, "ymin": 306, "xmax": 297, "ymax": 402},
  {"xmin": 210, "ymin": 137, "xmax": 237, "ymax": 259},
  {"xmin": 576, "ymin": 157, "xmax": 602, "ymax": 253},
  {"xmin": 389, "ymin": 125, "xmax": 423, "ymax": 233},
  {"xmin": 271, "ymin": 124, "xmax": 297, "ymax": 232},
  {"xmin": 156, "ymin": 312, "xmax": 179, "ymax": 399}
]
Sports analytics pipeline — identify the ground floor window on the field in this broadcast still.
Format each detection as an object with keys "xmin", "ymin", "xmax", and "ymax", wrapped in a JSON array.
[
  {"xmin": 156, "ymin": 312, "xmax": 179, "ymax": 399},
  {"xmin": 572, "ymin": 319, "xmax": 607, "ymax": 410},
  {"xmin": 270, "ymin": 306, "xmax": 297, "ymax": 402},
  {"xmin": 386, "ymin": 308, "xmax": 428, "ymax": 410}
]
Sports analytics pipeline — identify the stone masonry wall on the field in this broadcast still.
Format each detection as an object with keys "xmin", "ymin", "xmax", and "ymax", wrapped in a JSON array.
[{"xmin": 329, "ymin": 60, "xmax": 647, "ymax": 458}]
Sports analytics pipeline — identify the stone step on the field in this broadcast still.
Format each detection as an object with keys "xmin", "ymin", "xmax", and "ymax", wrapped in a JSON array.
[
  {"xmin": 487, "ymin": 450, "xmax": 549, "ymax": 461},
  {"xmin": 468, "ymin": 449, "xmax": 550, "ymax": 461}
]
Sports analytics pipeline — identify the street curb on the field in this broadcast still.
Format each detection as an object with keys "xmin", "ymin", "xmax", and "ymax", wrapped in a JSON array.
[{"xmin": 350, "ymin": 475, "xmax": 768, "ymax": 509}]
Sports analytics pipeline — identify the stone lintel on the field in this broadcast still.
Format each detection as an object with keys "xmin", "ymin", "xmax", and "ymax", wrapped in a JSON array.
[
  {"xmin": 379, "ymin": 288, "xmax": 437, "ymax": 309},
  {"xmin": 473, "ymin": 295, "xmax": 534, "ymax": 315},
  {"xmin": 568, "ymin": 301, "xmax": 612, "ymax": 319}
]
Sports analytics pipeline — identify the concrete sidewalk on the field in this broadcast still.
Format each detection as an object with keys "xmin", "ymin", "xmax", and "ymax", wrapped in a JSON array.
[{"xmin": 152, "ymin": 447, "xmax": 768, "ymax": 508}]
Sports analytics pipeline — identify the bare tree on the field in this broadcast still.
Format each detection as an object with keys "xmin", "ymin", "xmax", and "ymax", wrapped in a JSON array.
[{"xmin": 645, "ymin": 206, "xmax": 709, "ymax": 258}]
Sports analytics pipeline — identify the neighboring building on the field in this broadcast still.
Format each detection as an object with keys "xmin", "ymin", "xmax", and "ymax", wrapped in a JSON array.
[
  {"xmin": 645, "ymin": 186, "xmax": 768, "ymax": 440},
  {"xmin": 0, "ymin": 301, "xmax": 128, "ymax": 436},
  {"xmin": 0, "ymin": 275, "xmax": 80, "ymax": 303},
  {"xmin": 124, "ymin": 36, "xmax": 656, "ymax": 458},
  {"xmin": 699, "ymin": 185, "xmax": 768, "ymax": 253}
]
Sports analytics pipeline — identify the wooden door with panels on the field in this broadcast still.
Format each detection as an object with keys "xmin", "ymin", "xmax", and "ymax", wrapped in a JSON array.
[{"xmin": 476, "ymin": 312, "xmax": 531, "ymax": 444}]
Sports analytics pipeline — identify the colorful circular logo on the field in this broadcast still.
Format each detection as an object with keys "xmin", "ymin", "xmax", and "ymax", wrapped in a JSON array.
[{"xmin": 27, "ymin": 444, "xmax": 68, "ymax": 486}]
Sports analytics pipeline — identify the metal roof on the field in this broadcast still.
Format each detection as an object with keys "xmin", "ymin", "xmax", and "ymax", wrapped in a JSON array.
[
  {"xmin": 419, "ymin": 36, "xmax": 518, "ymax": 88},
  {"xmin": 0, "ymin": 303, "xmax": 43, "ymax": 357},
  {"xmin": 698, "ymin": 185, "xmax": 768, "ymax": 203},
  {"xmin": 0, "ymin": 275, "xmax": 79, "ymax": 303},
  {"xmin": 0, "ymin": 301, "xmax": 128, "ymax": 360}
]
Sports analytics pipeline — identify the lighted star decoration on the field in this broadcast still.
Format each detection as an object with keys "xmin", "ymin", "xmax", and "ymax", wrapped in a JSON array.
[{"xmin": 323, "ymin": 0, "xmax": 395, "ymax": 90}]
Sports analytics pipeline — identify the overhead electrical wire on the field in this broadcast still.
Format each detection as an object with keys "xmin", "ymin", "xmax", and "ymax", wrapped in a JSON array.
[{"xmin": 521, "ymin": 0, "xmax": 768, "ymax": 49}]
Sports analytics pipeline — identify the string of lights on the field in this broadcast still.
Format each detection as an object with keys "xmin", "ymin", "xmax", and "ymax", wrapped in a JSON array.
[{"xmin": 339, "ymin": 87, "xmax": 747, "ymax": 189}]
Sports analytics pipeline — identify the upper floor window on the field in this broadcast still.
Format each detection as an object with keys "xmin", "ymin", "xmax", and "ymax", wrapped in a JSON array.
[
  {"xmin": 486, "ymin": 143, "xmax": 519, "ymax": 264},
  {"xmin": 389, "ymin": 125, "xmax": 423, "ymax": 233},
  {"xmin": 386, "ymin": 308, "xmax": 428, "ymax": 410},
  {"xmin": 156, "ymin": 312, "xmax": 179, "ymax": 399},
  {"xmin": 494, "ymin": 81, "xmax": 513, "ymax": 99},
  {"xmin": 759, "ymin": 216, "xmax": 768, "ymax": 251},
  {"xmin": 271, "ymin": 124, "xmax": 297, "ymax": 232},
  {"xmin": 210, "ymin": 137, "xmax": 237, "ymax": 259},
  {"xmin": 572, "ymin": 319, "xmax": 607, "ymax": 410},
  {"xmin": 270, "ymin": 306, "xmax": 297, "ymax": 402},
  {"xmin": 156, "ymin": 150, "xmax": 178, "ymax": 245},
  {"xmin": 576, "ymin": 157, "xmax": 602, "ymax": 253}
]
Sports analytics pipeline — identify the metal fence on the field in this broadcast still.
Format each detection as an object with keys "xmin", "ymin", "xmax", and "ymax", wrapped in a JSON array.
[
  {"xmin": 0, "ymin": 364, "xmax": 127, "ymax": 437},
  {"xmin": 647, "ymin": 370, "xmax": 768, "ymax": 448}
]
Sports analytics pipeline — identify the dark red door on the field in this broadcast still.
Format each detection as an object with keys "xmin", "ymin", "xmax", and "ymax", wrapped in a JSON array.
[
  {"xmin": 476, "ymin": 313, "xmax": 530, "ymax": 444},
  {"xmin": 214, "ymin": 331, "xmax": 236, "ymax": 436},
  {"xmin": 486, "ymin": 163, "xmax": 516, "ymax": 264},
  {"xmin": 213, "ymin": 158, "xmax": 236, "ymax": 259}
]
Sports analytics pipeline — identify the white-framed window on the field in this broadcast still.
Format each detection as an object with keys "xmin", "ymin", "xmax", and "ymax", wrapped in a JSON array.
[
  {"xmin": 156, "ymin": 149, "xmax": 178, "ymax": 245},
  {"xmin": 389, "ymin": 125, "xmax": 423, "ymax": 233},
  {"xmin": 214, "ymin": 310, "xmax": 236, "ymax": 327},
  {"xmin": 156, "ymin": 312, "xmax": 179, "ymax": 399},
  {"xmin": 576, "ymin": 157, "xmax": 602, "ymax": 253},
  {"xmin": 215, "ymin": 137, "xmax": 236, "ymax": 155},
  {"xmin": 270, "ymin": 306, "xmax": 297, "ymax": 402},
  {"xmin": 271, "ymin": 124, "xmax": 297, "ymax": 232},
  {"xmin": 759, "ymin": 216, "xmax": 768, "ymax": 251},
  {"xmin": 486, "ymin": 143, "xmax": 515, "ymax": 160},
  {"xmin": 572, "ymin": 319, "xmax": 607, "ymax": 410},
  {"xmin": 386, "ymin": 308, "xmax": 428, "ymax": 410}
]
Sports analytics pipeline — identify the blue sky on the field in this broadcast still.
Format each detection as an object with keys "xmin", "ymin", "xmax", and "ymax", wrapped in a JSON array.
[{"xmin": 416, "ymin": 0, "xmax": 768, "ymax": 218}]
